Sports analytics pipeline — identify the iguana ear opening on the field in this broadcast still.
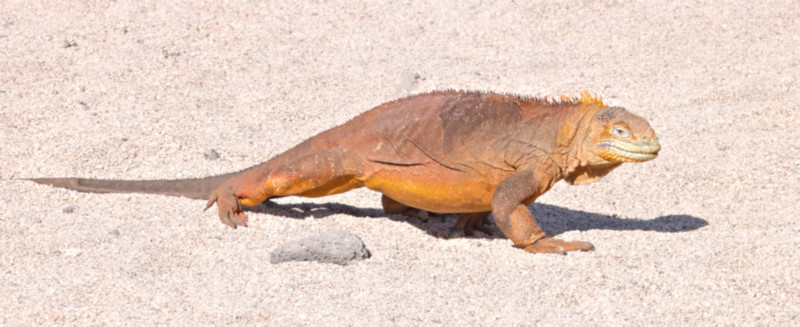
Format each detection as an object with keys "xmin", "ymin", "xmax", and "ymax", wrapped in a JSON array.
[{"xmin": 563, "ymin": 162, "xmax": 622, "ymax": 185}]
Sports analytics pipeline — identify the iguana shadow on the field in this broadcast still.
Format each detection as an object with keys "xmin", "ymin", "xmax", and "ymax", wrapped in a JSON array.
[{"xmin": 247, "ymin": 200, "xmax": 708, "ymax": 240}]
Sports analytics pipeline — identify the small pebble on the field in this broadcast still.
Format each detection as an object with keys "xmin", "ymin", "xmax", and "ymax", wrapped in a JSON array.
[
  {"xmin": 204, "ymin": 148, "xmax": 220, "ymax": 160},
  {"xmin": 62, "ymin": 248, "xmax": 82, "ymax": 258}
]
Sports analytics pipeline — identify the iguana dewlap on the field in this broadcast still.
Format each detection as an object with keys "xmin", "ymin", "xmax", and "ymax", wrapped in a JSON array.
[{"xmin": 31, "ymin": 90, "xmax": 660, "ymax": 254}]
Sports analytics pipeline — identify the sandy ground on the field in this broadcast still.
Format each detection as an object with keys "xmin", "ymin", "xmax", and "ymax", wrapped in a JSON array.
[{"xmin": 2, "ymin": 0, "xmax": 799, "ymax": 325}]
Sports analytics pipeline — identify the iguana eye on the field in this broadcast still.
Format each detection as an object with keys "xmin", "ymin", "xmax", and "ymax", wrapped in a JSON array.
[{"xmin": 611, "ymin": 125, "xmax": 631, "ymax": 138}]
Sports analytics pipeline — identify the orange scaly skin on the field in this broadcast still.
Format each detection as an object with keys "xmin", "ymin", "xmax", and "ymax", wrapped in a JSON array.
[{"xmin": 30, "ymin": 90, "xmax": 660, "ymax": 254}]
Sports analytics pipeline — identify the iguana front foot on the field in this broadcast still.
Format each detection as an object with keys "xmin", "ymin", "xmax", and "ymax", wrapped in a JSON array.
[
  {"xmin": 454, "ymin": 212, "xmax": 492, "ymax": 236},
  {"xmin": 522, "ymin": 237, "xmax": 594, "ymax": 255}
]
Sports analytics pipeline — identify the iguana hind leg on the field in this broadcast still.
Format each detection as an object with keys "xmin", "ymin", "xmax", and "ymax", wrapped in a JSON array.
[
  {"xmin": 382, "ymin": 195, "xmax": 491, "ymax": 235},
  {"xmin": 206, "ymin": 147, "xmax": 362, "ymax": 228},
  {"xmin": 453, "ymin": 212, "xmax": 492, "ymax": 236}
]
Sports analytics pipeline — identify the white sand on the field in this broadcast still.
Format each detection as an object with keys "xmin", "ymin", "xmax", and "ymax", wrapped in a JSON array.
[{"xmin": 2, "ymin": 1, "xmax": 799, "ymax": 325}]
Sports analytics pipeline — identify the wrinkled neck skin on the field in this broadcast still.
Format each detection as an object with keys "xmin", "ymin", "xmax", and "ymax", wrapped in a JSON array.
[{"xmin": 554, "ymin": 104, "xmax": 622, "ymax": 185}]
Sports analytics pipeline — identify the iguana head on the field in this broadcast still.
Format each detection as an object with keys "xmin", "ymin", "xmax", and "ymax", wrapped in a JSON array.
[
  {"xmin": 588, "ymin": 106, "xmax": 660, "ymax": 163},
  {"xmin": 563, "ymin": 105, "xmax": 660, "ymax": 185}
]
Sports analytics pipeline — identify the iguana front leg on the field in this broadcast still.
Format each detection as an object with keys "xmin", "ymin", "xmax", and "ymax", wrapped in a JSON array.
[{"xmin": 492, "ymin": 170, "xmax": 594, "ymax": 254}]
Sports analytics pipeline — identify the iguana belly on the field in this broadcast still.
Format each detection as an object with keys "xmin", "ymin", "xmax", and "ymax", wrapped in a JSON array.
[{"xmin": 362, "ymin": 168, "xmax": 498, "ymax": 213}]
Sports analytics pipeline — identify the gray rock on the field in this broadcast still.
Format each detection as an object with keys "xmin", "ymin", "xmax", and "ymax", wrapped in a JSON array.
[{"xmin": 270, "ymin": 230, "xmax": 371, "ymax": 265}]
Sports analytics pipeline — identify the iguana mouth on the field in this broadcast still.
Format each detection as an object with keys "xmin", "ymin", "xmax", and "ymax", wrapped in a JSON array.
[{"xmin": 597, "ymin": 139, "xmax": 660, "ymax": 162}]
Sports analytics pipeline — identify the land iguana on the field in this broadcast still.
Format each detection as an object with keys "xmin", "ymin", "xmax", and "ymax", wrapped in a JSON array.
[{"xmin": 30, "ymin": 90, "xmax": 660, "ymax": 254}]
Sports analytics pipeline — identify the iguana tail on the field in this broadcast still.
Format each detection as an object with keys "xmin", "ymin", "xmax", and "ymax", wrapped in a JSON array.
[{"xmin": 28, "ymin": 173, "xmax": 238, "ymax": 200}]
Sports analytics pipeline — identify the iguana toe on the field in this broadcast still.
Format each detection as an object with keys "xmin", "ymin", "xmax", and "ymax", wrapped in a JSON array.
[
  {"xmin": 523, "ymin": 237, "xmax": 594, "ymax": 254},
  {"xmin": 229, "ymin": 211, "xmax": 249, "ymax": 228}
]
